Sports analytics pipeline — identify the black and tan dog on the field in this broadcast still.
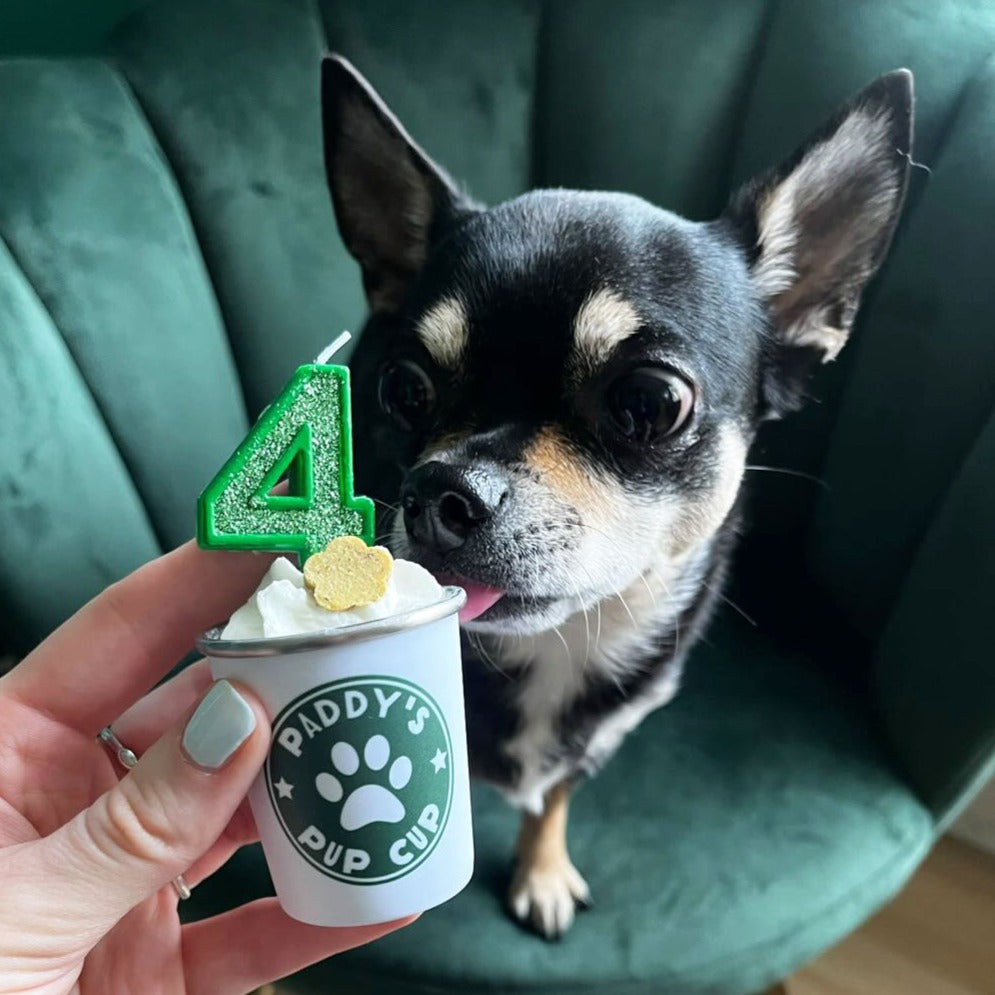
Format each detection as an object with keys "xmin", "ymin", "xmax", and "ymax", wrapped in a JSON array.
[{"xmin": 322, "ymin": 56, "xmax": 913, "ymax": 938}]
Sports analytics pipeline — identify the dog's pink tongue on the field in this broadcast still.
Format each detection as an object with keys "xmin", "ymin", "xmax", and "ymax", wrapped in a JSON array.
[{"xmin": 452, "ymin": 581, "xmax": 505, "ymax": 623}]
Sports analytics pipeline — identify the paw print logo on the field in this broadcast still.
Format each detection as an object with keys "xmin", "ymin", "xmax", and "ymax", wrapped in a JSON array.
[
  {"xmin": 267, "ymin": 676, "xmax": 455, "ymax": 884},
  {"xmin": 315, "ymin": 735, "xmax": 413, "ymax": 831}
]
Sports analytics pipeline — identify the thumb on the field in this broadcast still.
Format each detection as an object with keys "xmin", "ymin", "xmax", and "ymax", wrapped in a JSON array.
[{"xmin": 38, "ymin": 680, "xmax": 269, "ymax": 946}]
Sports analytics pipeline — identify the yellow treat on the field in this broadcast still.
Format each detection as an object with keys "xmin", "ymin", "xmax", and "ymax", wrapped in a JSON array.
[{"xmin": 303, "ymin": 536, "xmax": 394, "ymax": 611}]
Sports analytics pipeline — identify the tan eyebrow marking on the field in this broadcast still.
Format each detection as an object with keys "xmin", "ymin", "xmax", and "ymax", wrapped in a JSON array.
[
  {"xmin": 415, "ymin": 296, "xmax": 469, "ymax": 369},
  {"xmin": 572, "ymin": 288, "xmax": 641, "ymax": 371}
]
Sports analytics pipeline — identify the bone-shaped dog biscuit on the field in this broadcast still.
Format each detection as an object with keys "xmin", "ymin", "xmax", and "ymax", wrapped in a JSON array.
[{"xmin": 303, "ymin": 536, "xmax": 394, "ymax": 611}]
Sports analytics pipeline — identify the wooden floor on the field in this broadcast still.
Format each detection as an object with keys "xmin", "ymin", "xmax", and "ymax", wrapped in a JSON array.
[{"xmin": 265, "ymin": 837, "xmax": 995, "ymax": 995}]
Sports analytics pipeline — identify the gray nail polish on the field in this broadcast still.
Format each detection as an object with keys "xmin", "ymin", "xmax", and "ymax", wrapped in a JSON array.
[{"xmin": 182, "ymin": 680, "xmax": 256, "ymax": 770}]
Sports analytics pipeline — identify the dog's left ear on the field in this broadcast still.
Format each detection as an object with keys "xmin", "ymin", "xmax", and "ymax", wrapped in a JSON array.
[
  {"xmin": 725, "ymin": 70, "xmax": 914, "ymax": 416},
  {"xmin": 322, "ymin": 55, "xmax": 478, "ymax": 315}
]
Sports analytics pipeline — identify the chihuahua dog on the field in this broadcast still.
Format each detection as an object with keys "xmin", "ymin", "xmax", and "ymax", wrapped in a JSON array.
[{"xmin": 321, "ymin": 56, "xmax": 913, "ymax": 938}]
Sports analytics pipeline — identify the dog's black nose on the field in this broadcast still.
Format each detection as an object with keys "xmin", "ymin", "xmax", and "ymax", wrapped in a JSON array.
[{"xmin": 401, "ymin": 461, "xmax": 507, "ymax": 553}]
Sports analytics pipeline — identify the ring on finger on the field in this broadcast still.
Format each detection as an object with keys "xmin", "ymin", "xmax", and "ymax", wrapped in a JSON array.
[{"xmin": 98, "ymin": 726, "xmax": 192, "ymax": 901}]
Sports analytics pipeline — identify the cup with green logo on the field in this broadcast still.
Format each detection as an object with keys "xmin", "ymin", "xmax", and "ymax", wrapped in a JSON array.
[{"xmin": 198, "ymin": 585, "xmax": 472, "ymax": 927}]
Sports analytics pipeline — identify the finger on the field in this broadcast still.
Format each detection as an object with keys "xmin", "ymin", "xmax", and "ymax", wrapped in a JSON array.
[
  {"xmin": 183, "ymin": 898, "xmax": 416, "ymax": 995},
  {"xmin": 2, "ymin": 542, "xmax": 274, "ymax": 735},
  {"xmin": 182, "ymin": 797, "xmax": 258, "ymax": 887},
  {"xmin": 19, "ymin": 681, "xmax": 270, "ymax": 950},
  {"xmin": 111, "ymin": 659, "xmax": 214, "ymax": 754},
  {"xmin": 110, "ymin": 664, "xmax": 262, "ymax": 887}
]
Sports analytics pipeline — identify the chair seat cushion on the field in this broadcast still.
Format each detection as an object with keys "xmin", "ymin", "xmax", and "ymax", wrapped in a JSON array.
[{"xmin": 192, "ymin": 614, "xmax": 932, "ymax": 995}]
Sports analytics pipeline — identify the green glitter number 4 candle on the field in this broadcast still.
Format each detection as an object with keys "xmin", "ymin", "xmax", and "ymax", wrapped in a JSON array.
[{"xmin": 198, "ymin": 333, "xmax": 374, "ymax": 563}]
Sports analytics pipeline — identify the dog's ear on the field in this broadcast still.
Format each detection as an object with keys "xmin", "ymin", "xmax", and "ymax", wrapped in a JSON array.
[
  {"xmin": 725, "ymin": 70, "xmax": 914, "ymax": 417},
  {"xmin": 322, "ymin": 55, "xmax": 477, "ymax": 314}
]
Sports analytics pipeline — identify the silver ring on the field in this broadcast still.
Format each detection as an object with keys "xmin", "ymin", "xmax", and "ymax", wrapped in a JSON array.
[{"xmin": 98, "ymin": 726, "xmax": 192, "ymax": 901}]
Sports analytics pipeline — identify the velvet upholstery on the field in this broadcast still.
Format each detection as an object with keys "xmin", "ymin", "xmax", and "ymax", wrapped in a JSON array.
[
  {"xmin": 0, "ymin": 1, "xmax": 992, "ymax": 992},
  {"xmin": 192, "ymin": 615, "xmax": 931, "ymax": 995}
]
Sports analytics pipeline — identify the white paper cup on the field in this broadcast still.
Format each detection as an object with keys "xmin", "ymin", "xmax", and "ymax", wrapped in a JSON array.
[{"xmin": 197, "ymin": 587, "xmax": 472, "ymax": 927}]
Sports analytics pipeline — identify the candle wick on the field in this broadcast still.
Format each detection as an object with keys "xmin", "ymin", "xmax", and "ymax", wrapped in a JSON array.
[{"xmin": 314, "ymin": 331, "xmax": 352, "ymax": 365}]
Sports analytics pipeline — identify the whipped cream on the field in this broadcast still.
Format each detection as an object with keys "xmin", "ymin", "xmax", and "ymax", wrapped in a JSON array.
[{"xmin": 221, "ymin": 556, "xmax": 443, "ymax": 641}]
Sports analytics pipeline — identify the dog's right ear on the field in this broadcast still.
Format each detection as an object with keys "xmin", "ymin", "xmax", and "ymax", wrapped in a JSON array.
[
  {"xmin": 322, "ymin": 55, "xmax": 477, "ymax": 314},
  {"xmin": 725, "ymin": 70, "xmax": 913, "ymax": 417}
]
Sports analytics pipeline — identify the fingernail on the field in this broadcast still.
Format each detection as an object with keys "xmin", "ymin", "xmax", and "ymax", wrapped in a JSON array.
[{"xmin": 182, "ymin": 680, "xmax": 256, "ymax": 770}]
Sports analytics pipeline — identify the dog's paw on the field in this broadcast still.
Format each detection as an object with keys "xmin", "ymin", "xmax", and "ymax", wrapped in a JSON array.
[{"xmin": 508, "ymin": 856, "xmax": 592, "ymax": 940}]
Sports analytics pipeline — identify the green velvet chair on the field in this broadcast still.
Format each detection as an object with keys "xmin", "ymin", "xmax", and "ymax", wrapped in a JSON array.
[{"xmin": 2, "ymin": 1, "xmax": 994, "ymax": 992}]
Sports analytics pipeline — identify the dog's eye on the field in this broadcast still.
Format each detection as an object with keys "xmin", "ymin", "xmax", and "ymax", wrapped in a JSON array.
[
  {"xmin": 378, "ymin": 359, "xmax": 436, "ymax": 431},
  {"xmin": 606, "ymin": 367, "xmax": 694, "ymax": 443}
]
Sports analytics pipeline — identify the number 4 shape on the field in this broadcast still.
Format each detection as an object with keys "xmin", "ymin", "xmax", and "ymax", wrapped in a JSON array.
[{"xmin": 198, "ymin": 364, "xmax": 375, "ymax": 564}]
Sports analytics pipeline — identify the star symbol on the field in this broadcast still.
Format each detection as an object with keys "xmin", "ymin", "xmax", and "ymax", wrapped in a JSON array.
[
  {"xmin": 430, "ymin": 749, "xmax": 447, "ymax": 773},
  {"xmin": 274, "ymin": 777, "xmax": 294, "ymax": 799}
]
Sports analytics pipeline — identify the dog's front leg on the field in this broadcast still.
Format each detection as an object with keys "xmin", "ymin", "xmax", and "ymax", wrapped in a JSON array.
[{"xmin": 508, "ymin": 779, "xmax": 591, "ymax": 939}]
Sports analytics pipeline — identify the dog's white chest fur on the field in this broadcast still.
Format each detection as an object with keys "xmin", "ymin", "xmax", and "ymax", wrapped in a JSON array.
[{"xmin": 493, "ymin": 549, "xmax": 708, "ymax": 813}]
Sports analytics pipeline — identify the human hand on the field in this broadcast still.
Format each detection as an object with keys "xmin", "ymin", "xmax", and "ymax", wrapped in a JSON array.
[{"xmin": 0, "ymin": 542, "xmax": 413, "ymax": 994}]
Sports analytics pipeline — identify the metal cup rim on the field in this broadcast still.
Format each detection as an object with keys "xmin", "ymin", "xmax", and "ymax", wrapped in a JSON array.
[{"xmin": 197, "ymin": 585, "xmax": 466, "ymax": 658}]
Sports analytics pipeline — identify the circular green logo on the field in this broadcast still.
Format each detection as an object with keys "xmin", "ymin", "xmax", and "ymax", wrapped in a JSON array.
[{"xmin": 267, "ymin": 676, "xmax": 454, "ymax": 884}]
